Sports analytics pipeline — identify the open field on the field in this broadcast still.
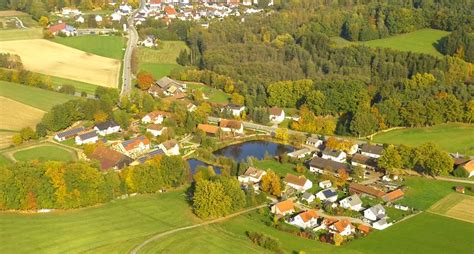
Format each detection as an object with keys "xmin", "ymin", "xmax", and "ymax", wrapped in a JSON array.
[
  {"xmin": 144, "ymin": 211, "xmax": 473, "ymax": 254},
  {"xmin": 0, "ymin": 11, "xmax": 29, "ymax": 17},
  {"xmin": 373, "ymin": 123, "xmax": 474, "ymax": 155},
  {"xmin": 0, "ymin": 130, "xmax": 15, "ymax": 149},
  {"xmin": 0, "ymin": 154, "xmax": 11, "ymax": 165},
  {"xmin": 0, "ymin": 96, "xmax": 45, "ymax": 131},
  {"xmin": 137, "ymin": 41, "xmax": 188, "ymax": 79},
  {"xmin": 0, "ymin": 189, "xmax": 200, "ymax": 253},
  {"xmin": 187, "ymin": 82, "xmax": 230, "ymax": 104},
  {"xmin": 13, "ymin": 145, "xmax": 76, "ymax": 162},
  {"xmin": 397, "ymin": 177, "xmax": 474, "ymax": 211},
  {"xmin": 0, "ymin": 28, "xmax": 43, "ymax": 41},
  {"xmin": 140, "ymin": 63, "xmax": 184, "ymax": 80},
  {"xmin": 332, "ymin": 29, "xmax": 449, "ymax": 57},
  {"xmin": 0, "ymin": 81, "xmax": 74, "ymax": 111},
  {"xmin": 0, "ymin": 39, "xmax": 120, "ymax": 87},
  {"xmin": 49, "ymin": 75, "xmax": 98, "ymax": 94},
  {"xmin": 428, "ymin": 193, "xmax": 474, "ymax": 223},
  {"xmin": 53, "ymin": 35, "xmax": 126, "ymax": 60}
]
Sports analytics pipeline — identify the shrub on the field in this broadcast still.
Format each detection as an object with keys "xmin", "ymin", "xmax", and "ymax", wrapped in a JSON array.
[
  {"xmin": 246, "ymin": 231, "xmax": 282, "ymax": 252},
  {"xmin": 453, "ymin": 166, "xmax": 469, "ymax": 178}
]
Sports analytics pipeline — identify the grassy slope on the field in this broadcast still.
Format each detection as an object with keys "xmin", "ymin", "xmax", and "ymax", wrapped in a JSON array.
[
  {"xmin": 137, "ymin": 41, "xmax": 188, "ymax": 79},
  {"xmin": 332, "ymin": 29, "xmax": 449, "ymax": 57},
  {"xmin": 0, "ymin": 154, "xmax": 11, "ymax": 165},
  {"xmin": 398, "ymin": 177, "xmax": 474, "ymax": 210},
  {"xmin": 49, "ymin": 75, "xmax": 98, "ymax": 94},
  {"xmin": 187, "ymin": 82, "xmax": 230, "ymax": 104},
  {"xmin": 53, "ymin": 35, "xmax": 125, "ymax": 60},
  {"xmin": 373, "ymin": 123, "xmax": 474, "ymax": 155},
  {"xmin": 0, "ymin": 28, "xmax": 43, "ymax": 41},
  {"xmin": 0, "ymin": 190, "xmax": 200, "ymax": 253},
  {"xmin": 0, "ymin": 81, "xmax": 74, "ymax": 111},
  {"xmin": 13, "ymin": 145, "xmax": 76, "ymax": 162}
]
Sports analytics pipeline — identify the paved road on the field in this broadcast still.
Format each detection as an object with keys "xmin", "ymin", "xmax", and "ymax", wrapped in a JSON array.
[
  {"xmin": 129, "ymin": 204, "xmax": 268, "ymax": 254},
  {"xmin": 207, "ymin": 116, "xmax": 368, "ymax": 145},
  {"xmin": 121, "ymin": 0, "xmax": 145, "ymax": 96}
]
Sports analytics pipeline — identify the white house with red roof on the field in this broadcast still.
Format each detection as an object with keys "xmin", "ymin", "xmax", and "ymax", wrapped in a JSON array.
[
  {"xmin": 48, "ymin": 23, "xmax": 77, "ymax": 36},
  {"xmin": 288, "ymin": 210, "xmax": 319, "ymax": 229},
  {"xmin": 141, "ymin": 111, "xmax": 169, "ymax": 124},
  {"xmin": 116, "ymin": 136, "xmax": 151, "ymax": 157}
]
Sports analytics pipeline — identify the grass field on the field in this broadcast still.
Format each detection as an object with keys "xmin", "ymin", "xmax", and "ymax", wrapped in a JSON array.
[
  {"xmin": 0, "ymin": 153, "xmax": 11, "ymax": 165},
  {"xmin": 140, "ymin": 63, "xmax": 184, "ymax": 80},
  {"xmin": 0, "ymin": 81, "xmax": 74, "ymax": 111},
  {"xmin": 49, "ymin": 75, "xmax": 98, "ymax": 94},
  {"xmin": 0, "ymin": 189, "xmax": 200, "ymax": 253},
  {"xmin": 53, "ymin": 35, "xmax": 125, "ymax": 60},
  {"xmin": 187, "ymin": 82, "xmax": 230, "ymax": 104},
  {"xmin": 332, "ymin": 29, "xmax": 449, "ymax": 57},
  {"xmin": 144, "ymin": 210, "xmax": 473, "ymax": 254},
  {"xmin": 0, "ymin": 96, "xmax": 45, "ymax": 131},
  {"xmin": 0, "ymin": 39, "xmax": 120, "ymax": 87},
  {"xmin": 398, "ymin": 177, "xmax": 474, "ymax": 211},
  {"xmin": 428, "ymin": 193, "xmax": 474, "ymax": 223},
  {"xmin": 13, "ymin": 145, "xmax": 76, "ymax": 162},
  {"xmin": 373, "ymin": 123, "xmax": 474, "ymax": 155},
  {"xmin": 137, "ymin": 41, "xmax": 188, "ymax": 79},
  {"xmin": 0, "ymin": 28, "xmax": 43, "ymax": 41}
]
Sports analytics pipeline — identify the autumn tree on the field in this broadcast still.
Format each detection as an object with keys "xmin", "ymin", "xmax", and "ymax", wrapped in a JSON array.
[
  {"xmin": 193, "ymin": 179, "xmax": 231, "ymax": 219},
  {"xmin": 378, "ymin": 145, "xmax": 402, "ymax": 175},
  {"xmin": 93, "ymin": 111, "xmax": 108, "ymax": 123},
  {"xmin": 231, "ymin": 93, "xmax": 245, "ymax": 105},
  {"xmin": 136, "ymin": 71, "xmax": 154, "ymax": 90},
  {"xmin": 38, "ymin": 16, "xmax": 49, "ymax": 27},
  {"xmin": 261, "ymin": 170, "xmax": 281, "ymax": 197},
  {"xmin": 274, "ymin": 128, "xmax": 288, "ymax": 142}
]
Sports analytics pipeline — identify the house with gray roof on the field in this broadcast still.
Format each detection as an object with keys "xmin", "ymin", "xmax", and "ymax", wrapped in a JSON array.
[
  {"xmin": 75, "ymin": 130, "xmax": 98, "ymax": 145},
  {"xmin": 364, "ymin": 204, "xmax": 386, "ymax": 221},
  {"xmin": 339, "ymin": 194, "xmax": 363, "ymax": 211},
  {"xmin": 54, "ymin": 127, "xmax": 85, "ymax": 141}
]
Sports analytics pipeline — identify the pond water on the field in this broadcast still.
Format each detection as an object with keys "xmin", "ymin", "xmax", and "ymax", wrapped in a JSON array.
[
  {"xmin": 213, "ymin": 140, "xmax": 295, "ymax": 162},
  {"xmin": 187, "ymin": 159, "xmax": 222, "ymax": 175}
]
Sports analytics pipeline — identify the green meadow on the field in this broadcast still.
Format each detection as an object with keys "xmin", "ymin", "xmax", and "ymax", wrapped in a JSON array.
[
  {"xmin": 333, "ymin": 29, "xmax": 449, "ymax": 57},
  {"xmin": 373, "ymin": 123, "xmax": 474, "ymax": 155},
  {"xmin": 0, "ymin": 81, "xmax": 74, "ymax": 111},
  {"xmin": 53, "ymin": 35, "xmax": 126, "ymax": 60}
]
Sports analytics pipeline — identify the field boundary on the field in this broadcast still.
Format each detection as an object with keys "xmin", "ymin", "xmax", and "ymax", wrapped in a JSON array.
[
  {"xmin": 1, "ymin": 140, "xmax": 80, "ymax": 162},
  {"xmin": 427, "ymin": 193, "xmax": 474, "ymax": 223}
]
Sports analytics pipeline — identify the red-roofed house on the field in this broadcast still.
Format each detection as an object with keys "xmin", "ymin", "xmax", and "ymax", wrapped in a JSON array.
[
  {"xmin": 149, "ymin": 0, "xmax": 161, "ymax": 9},
  {"xmin": 116, "ymin": 136, "xmax": 151, "ymax": 157},
  {"xmin": 329, "ymin": 219, "xmax": 355, "ymax": 236},
  {"xmin": 271, "ymin": 200, "xmax": 295, "ymax": 216},
  {"xmin": 289, "ymin": 210, "xmax": 319, "ymax": 229},
  {"xmin": 164, "ymin": 6, "xmax": 177, "ymax": 18},
  {"xmin": 48, "ymin": 23, "xmax": 77, "ymax": 36},
  {"xmin": 89, "ymin": 146, "xmax": 133, "ymax": 170}
]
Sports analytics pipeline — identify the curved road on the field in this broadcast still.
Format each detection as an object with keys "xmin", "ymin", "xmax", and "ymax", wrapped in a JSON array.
[
  {"xmin": 121, "ymin": 0, "xmax": 145, "ymax": 96},
  {"xmin": 129, "ymin": 204, "xmax": 267, "ymax": 254}
]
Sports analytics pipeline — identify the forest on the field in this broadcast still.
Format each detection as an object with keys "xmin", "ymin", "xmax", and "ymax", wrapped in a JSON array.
[{"xmin": 160, "ymin": 0, "xmax": 474, "ymax": 137}]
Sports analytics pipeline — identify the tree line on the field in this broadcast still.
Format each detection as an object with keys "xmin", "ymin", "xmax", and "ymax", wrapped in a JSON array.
[{"xmin": 0, "ymin": 154, "xmax": 188, "ymax": 210}]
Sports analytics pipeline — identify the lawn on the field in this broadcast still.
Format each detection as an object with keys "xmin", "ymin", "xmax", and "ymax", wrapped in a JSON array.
[
  {"xmin": 137, "ymin": 41, "xmax": 188, "ymax": 79},
  {"xmin": 139, "ymin": 63, "xmax": 184, "ymax": 80},
  {"xmin": 398, "ymin": 177, "xmax": 474, "ymax": 211},
  {"xmin": 373, "ymin": 123, "xmax": 474, "ymax": 155},
  {"xmin": 0, "ymin": 81, "xmax": 74, "ymax": 111},
  {"xmin": 187, "ymin": 82, "xmax": 230, "ymax": 104},
  {"xmin": 332, "ymin": 29, "xmax": 449, "ymax": 57},
  {"xmin": 13, "ymin": 145, "xmax": 76, "ymax": 162},
  {"xmin": 53, "ymin": 35, "xmax": 126, "ymax": 60},
  {"xmin": 252, "ymin": 159, "xmax": 297, "ymax": 177},
  {"xmin": 49, "ymin": 75, "xmax": 98, "ymax": 94},
  {"xmin": 145, "ymin": 210, "xmax": 473, "ymax": 254},
  {"xmin": 0, "ymin": 189, "xmax": 200, "ymax": 253},
  {"xmin": 0, "ymin": 28, "xmax": 43, "ymax": 41},
  {"xmin": 0, "ymin": 154, "xmax": 11, "ymax": 165}
]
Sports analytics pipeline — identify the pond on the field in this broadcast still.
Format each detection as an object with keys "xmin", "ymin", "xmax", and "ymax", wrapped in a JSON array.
[
  {"xmin": 213, "ymin": 140, "xmax": 295, "ymax": 162},
  {"xmin": 187, "ymin": 159, "xmax": 222, "ymax": 175}
]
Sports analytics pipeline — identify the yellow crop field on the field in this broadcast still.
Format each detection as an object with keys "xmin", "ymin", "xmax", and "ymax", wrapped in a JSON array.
[
  {"xmin": 0, "ymin": 39, "xmax": 120, "ymax": 87},
  {"xmin": 0, "ymin": 96, "xmax": 45, "ymax": 131},
  {"xmin": 429, "ymin": 193, "xmax": 474, "ymax": 223}
]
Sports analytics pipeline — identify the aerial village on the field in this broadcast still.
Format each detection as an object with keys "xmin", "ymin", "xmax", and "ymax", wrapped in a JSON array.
[{"xmin": 47, "ymin": 73, "xmax": 474, "ymax": 246}]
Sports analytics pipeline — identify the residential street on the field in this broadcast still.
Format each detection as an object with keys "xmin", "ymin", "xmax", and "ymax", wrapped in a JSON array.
[{"xmin": 121, "ymin": 0, "xmax": 145, "ymax": 96}]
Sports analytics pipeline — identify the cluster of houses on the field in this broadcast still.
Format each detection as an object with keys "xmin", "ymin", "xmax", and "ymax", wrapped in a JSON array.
[
  {"xmin": 53, "ymin": 110, "xmax": 181, "ymax": 171},
  {"xmin": 135, "ymin": 0, "xmax": 270, "ymax": 26},
  {"xmin": 48, "ymin": 5, "xmax": 133, "ymax": 36},
  {"xmin": 235, "ymin": 143, "xmax": 407, "ymax": 242}
]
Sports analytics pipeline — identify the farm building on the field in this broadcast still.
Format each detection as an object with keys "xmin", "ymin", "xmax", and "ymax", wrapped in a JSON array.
[
  {"xmin": 54, "ymin": 127, "xmax": 85, "ymax": 141},
  {"xmin": 94, "ymin": 120, "xmax": 120, "ymax": 136},
  {"xmin": 349, "ymin": 183, "xmax": 385, "ymax": 198},
  {"xmin": 89, "ymin": 146, "xmax": 133, "ymax": 170},
  {"xmin": 360, "ymin": 144, "xmax": 384, "ymax": 158},
  {"xmin": 75, "ymin": 130, "xmax": 99, "ymax": 145}
]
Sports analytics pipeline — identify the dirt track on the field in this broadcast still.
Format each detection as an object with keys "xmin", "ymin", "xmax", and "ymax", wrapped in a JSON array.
[{"xmin": 0, "ymin": 39, "xmax": 120, "ymax": 87}]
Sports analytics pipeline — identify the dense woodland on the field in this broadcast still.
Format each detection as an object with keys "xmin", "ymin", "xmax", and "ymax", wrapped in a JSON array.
[{"xmin": 164, "ymin": 0, "xmax": 474, "ymax": 136}]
